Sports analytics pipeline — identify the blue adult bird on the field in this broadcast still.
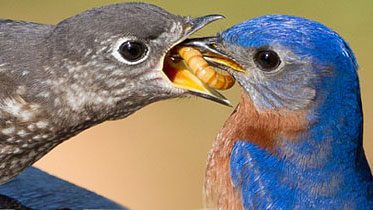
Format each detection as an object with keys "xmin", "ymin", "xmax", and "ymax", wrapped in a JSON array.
[{"xmin": 182, "ymin": 15, "xmax": 373, "ymax": 209}]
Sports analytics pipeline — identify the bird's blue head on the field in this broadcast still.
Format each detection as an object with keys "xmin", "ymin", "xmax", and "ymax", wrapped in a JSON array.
[
  {"xmin": 182, "ymin": 14, "xmax": 364, "ymax": 162},
  {"xmin": 220, "ymin": 15, "xmax": 359, "ymax": 114}
]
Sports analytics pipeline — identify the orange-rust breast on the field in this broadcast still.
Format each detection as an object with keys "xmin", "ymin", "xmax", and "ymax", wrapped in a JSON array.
[{"xmin": 203, "ymin": 94, "xmax": 308, "ymax": 209}]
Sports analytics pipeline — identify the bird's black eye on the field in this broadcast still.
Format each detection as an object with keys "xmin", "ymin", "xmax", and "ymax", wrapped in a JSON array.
[
  {"xmin": 118, "ymin": 41, "xmax": 148, "ymax": 63},
  {"xmin": 254, "ymin": 49, "xmax": 281, "ymax": 71}
]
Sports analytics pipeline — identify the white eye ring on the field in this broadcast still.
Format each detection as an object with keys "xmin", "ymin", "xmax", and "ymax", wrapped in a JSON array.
[{"xmin": 111, "ymin": 37, "xmax": 150, "ymax": 65}]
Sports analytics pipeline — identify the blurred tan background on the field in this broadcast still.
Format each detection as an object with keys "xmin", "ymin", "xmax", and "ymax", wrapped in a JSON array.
[{"xmin": 0, "ymin": 1, "xmax": 372, "ymax": 210}]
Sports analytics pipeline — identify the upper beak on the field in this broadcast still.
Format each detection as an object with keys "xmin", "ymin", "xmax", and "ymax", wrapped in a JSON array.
[
  {"xmin": 183, "ymin": 15, "xmax": 225, "ymax": 38},
  {"xmin": 163, "ymin": 15, "xmax": 235, "ymax": 106},
  {"xmin": 178, "ymin": 36, "xmax": 245, "ymax": 73}
]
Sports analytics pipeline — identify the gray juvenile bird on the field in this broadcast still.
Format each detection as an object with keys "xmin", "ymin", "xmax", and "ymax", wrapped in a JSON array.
[{"xmin": 0, "ymin": 3, "xmax": 227, "ymax": 184}]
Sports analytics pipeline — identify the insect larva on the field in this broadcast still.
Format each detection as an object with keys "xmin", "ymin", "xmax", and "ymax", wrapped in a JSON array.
[{"xmin": 178, "ymin": 47, "xmax": 235, "ymax": 90}]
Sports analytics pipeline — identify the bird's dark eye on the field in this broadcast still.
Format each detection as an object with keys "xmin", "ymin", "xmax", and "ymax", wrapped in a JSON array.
[
  {"xmin": 254, "ymin": 49, "xmax": 281, "ymax": 71},
  {"xmin": 118, "ymin": 41, "xmax": 148, "ymax": 63}
]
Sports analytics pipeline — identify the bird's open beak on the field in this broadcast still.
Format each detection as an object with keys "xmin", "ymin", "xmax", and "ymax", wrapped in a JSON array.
[
  {"xmin": 162, "ymin": 15, "xmax": 239, "ymax": 106},
  {"xmin": 162, "ymin": 20, "xmax": 245, "ymax": 106}
]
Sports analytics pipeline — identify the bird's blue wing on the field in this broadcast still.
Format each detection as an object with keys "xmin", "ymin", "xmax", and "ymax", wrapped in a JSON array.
[
  {"xmin": 230, "ymin": 140, "xmax": 373, "ymax": 209},
  {"xmin": 0, "ymin": 167, "xmax": 125, "ymax": 209},
  {"xmin": 230, "ymin": 141, "xmax": 293, "ymax": 210}
]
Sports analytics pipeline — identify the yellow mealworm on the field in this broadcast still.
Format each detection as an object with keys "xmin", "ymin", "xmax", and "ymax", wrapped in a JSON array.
[{"xmin": 178, "ymin": 47, "xmax": 235, "ymax": 90}]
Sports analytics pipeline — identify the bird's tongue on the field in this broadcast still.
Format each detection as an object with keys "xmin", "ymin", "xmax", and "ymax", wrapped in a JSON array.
[{"xmin": 163, "ymin": 56, "xmax": 209, "ymax": 93}]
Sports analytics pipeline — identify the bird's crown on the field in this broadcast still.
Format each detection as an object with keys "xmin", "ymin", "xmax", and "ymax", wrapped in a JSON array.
[{"xmin": 222, "ymin": 15, "xmax": 357, "ymax": 70}]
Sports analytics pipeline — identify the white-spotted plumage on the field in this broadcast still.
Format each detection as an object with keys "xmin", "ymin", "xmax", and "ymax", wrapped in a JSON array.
[
  {"xmin": 0, "ymin": 2, "xmax": 203, "ymax": 184},
  {"xmin": 0, "ymin": 2, "xmax": 224, "ymax": 184}
]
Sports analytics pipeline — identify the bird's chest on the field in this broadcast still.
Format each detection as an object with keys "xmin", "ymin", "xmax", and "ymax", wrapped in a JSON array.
[
  {"xmin": 204, "ymin": 126, "xmax": 243, "ymax": 210},
  {"xmin": 203, "ymin": 94, "xmax": 308, "ymax": 209}
]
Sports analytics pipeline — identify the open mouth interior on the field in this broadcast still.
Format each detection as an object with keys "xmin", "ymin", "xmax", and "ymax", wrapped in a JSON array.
[
  {"xmin": 162, "ymin": 49, "xmax": 210, "ymax": 93},
  {"xmin": 162, "ymin": 46, "xmax": 239, "ymax": 93},
  {"xmin": 160, "ymin": 44, "xmax": 245, "ymax": 106}
]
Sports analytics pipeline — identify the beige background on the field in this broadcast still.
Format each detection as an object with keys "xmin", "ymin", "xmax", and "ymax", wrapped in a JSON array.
[{"xmin": 0, "ymin": 1, "xmax": 372, "ymax": 210}]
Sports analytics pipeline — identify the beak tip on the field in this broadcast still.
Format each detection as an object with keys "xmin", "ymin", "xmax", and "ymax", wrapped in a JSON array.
[
  {"xmin": 223, "ymin": 100, "xmax": 233, "ymax": 107},
  {"xmin": 208, "ymin": 14, "xmax": 225, "ymax": 20},
  {"xmin": 186, "ymin": 89, "xmax": 231, "ymax": 107},
  {"xmin": 208, "ymin": 98, "xmax": 233, "ymax": 107},
  {"xmin": 202, "ymin": 14, "xmax": 225, "ymax": 23}
]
